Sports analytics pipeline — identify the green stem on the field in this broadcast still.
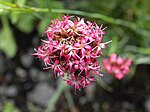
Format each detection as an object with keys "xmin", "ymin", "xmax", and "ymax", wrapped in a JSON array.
[
  {"xmin": 0, "ymin": 1, "xmax": 17, "ymax": 8},
  {"xmin": 45, "ymin": 81, "xmax": 68, "ymax": 112},
  {"xmin": 0, "ymin": 1, "xmax": 150, "ymax": 37},
  {"xmin": 64, "ymin": 89, "xmax": 76, "ymax": 112},
  {"xmin": 51, "ymin": 9, "xmax": 150, "ymax": 38},
  {"xmin": 96, "ymin": 76, "xmax": 113, "ymax": 92}
]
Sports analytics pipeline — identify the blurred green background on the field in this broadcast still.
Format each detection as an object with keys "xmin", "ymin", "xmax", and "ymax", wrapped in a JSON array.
[{"xmin": 0, "ymin": 0, "xmax": 150, "ymax": 112}]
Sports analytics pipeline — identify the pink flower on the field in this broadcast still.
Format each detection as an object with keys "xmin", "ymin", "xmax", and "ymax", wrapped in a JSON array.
[
  {"xmin": 33, "ymin": 15, "xmax": 111, "ymax": 93},
  {"xmin": 103, "ymin": 53, "xmax": 132, "ymax": 80}
]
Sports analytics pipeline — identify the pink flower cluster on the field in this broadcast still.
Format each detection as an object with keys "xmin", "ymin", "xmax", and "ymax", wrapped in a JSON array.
[
  {"xmin": 103, "ymin": 53, "xmax": 132, "ymax": 80},
  {"xmin": 33, "ymin": 15, "xmax": 110, "ymax": 92}
]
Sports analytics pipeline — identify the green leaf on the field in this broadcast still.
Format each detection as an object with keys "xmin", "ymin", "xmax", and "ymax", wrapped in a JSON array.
[
  {"xmin": 124, "ymin": 45, "xmax": 150, "ymax": 55},
  {"xmin": 3, "ymin": 100, "xmax": 19, "ymax": 112},
  {"xmin": 108, "ymin": 36, "xmax": 118, "ymax": 55},
  {"xmin": 16, "ymin": 14, "xmax": 34, "ymax": 33},
  {"xmin": 38, "ymin": 17, "xmax": 50, "ymax": 35},
  {"xmin": 38, "ymin": 13, "xmax": 62, "ymax": 35},
  {"xmin": 139, "ymin": 47, "xmax": 150, "ymax": 55},
  {"xmin": 10, "ymin": 0, "xmax": 27, "ymax": 24},
  {"xmin": 10, "ymin": 12, "xmax": 20, "ymax": 24},
  {"xmin": 15, "ymin": 0, "xmax": 27, "ymax": 5},
  {"xmin": 0, "ymin": 1, "xmax": 10, "ymax": 15},
  {"xmin": 135, "ymin": 56, "xmax": 150, "ymax": 64},
  {"xmin": 0, "ymin": 16, "xmax": 17, "ymax": 58}
]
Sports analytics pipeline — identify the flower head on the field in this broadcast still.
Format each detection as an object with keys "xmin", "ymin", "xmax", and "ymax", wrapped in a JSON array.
[
  {"xmin": 103, "ymin": 53, "xmax": 132, "ymax": 80},
  {"xmin": 33, "ymin": 15, "xmax": 110, "ymax": 92}
]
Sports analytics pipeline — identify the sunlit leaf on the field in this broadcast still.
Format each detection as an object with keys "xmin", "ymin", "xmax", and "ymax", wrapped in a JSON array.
[{"xmin": 0, "ymin": 16, "xmax": 17, "ymax": 58}]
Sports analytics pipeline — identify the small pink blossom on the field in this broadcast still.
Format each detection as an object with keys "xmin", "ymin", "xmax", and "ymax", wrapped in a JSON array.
[
  {"xmin": 33, "ymin": 15, "xmax": 111, "ymax": 93},
  {"xmin": 103, "ymin": 53, "xmax": 132, "ymax": 80}
]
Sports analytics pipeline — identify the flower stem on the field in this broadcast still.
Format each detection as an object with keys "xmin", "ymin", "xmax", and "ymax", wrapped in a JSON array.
[
  {"xmin": 64, "ymin": 88, "xmax": 76, "ymax": 112},
  {"xmin": 96, "ymin": 76, "xmax": 113, "ymax": 92},
  {"xmin": 45, "ymin": 80, "xmax": 68, "ymax": 112},
  {"xmin": 0, "ymin": 1, "xmax": 150, "ymax": 38}
]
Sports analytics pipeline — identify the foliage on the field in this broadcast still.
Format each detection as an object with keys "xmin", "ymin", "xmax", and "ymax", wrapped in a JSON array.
[
  {"xmin": 0, "ymin": 0, "xmax": 63, "ymax": 57},
  {"xmin": 65, "ymin": 0, "xmax": 150, "ymax": 64},
  {"xmin": 0, "ymin": 0, "xmax": 149, "ymax": 63},
  {"xmin": 3, "ymin": 101, "xmax": 19, "ymax": 112},
  {"xmin": 0, "ymin": 0, "xmax": 150, "ymax": 111}
]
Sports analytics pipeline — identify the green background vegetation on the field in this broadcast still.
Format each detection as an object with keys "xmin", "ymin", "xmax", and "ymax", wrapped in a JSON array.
[{"xmin": 0, "ymin": 0, "xmax": 150, "ymax": 112}]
